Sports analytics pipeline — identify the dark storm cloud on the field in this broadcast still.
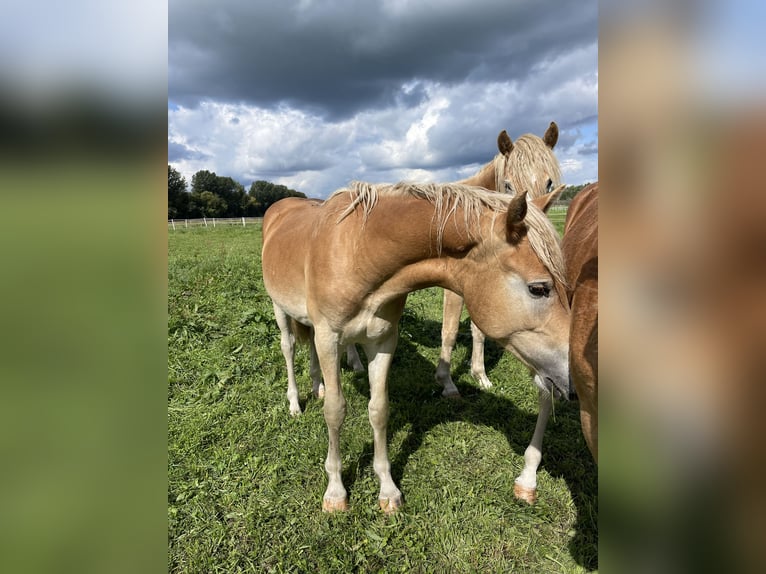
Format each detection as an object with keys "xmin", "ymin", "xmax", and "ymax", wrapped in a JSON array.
[
  {"xmin": 169, "ymin": 1, "xmax": 597, "ymax": 194},
  {"xmin": 169, "ymin": 0, "xmax": 597, "ymax": 119},
  {"xmin": 168, "ymin": 140, "xmax": 209, "ymax": 162}
]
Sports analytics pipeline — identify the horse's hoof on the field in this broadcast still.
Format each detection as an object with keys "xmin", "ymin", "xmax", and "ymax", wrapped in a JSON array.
[
  {"xmin": 322, "ymin": 497, "xmax": 349, "ymax": 512},
  {"xmin": 438, "ymin": 378, "xmax": 461, "ymax": 398},
  {"xmin": 474, "ymin": 375, "xmax": 493, "ymax": 389},
  {"xmin": 316, "ymin": 385, "xmax": 325, "ymax": 399},
  {"xmin": 289, "ymin": 405, "xmax": 302, "ymax": 416},
  {"xmin": 379, "ymin": 497, "xmax": 402, "ymax": 514},
  {"xmin": 513, "ymin": 483, "xmax": 537, "ymax": 505}
]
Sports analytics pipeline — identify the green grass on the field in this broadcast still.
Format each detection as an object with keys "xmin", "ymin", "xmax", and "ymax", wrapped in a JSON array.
[{"xmin": 168, "ymin": 223, "xmax": 596, "ymax": 573}]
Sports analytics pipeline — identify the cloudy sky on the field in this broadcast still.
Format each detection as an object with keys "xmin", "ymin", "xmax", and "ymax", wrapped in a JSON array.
[{"xmin": 169, "ymin": 0, "xmax": 597, "ymax": 198}]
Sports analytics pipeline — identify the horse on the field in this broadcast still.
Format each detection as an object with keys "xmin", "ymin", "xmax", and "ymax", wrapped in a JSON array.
[
  {"xmin": 262, "ymin": 180, "xmax": 571, "ymax": 511},
  {"xmin": 273, "ymin": 123, "xmax": 562, "ymax": 413},
  {"xmin": 435, "ymin": 122, "xmax": 563, "ymax": 396},
  {"xmin": 561, "ymin": 183, "xmax": 598, "ymax": 462}
]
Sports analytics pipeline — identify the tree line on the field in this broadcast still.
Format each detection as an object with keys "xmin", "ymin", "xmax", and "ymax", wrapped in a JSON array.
[
  {"xmin": 168, "ymin": 165, "xmax": 306, "ymax": 219},
  {"xmin": 557, "ymin": 182, "xmax": 593, "ymax": 202},
  {"xmin": 169, "ymin": 164, "xmax": 592, "ymax": 220}
]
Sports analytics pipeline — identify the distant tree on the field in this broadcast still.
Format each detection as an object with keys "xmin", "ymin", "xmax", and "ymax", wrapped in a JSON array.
[
  {"xmin": 168, "ymin": 165, "xmax": 189, "ymax": 219},
  {"xmin": 559, "ymin": 183, "xmax": 593, "ymax": 202},
  {"xmin": 191, "ymin": 170, "xmax": 247, "ymax": 217},
  {"xmin": 190, "ymin": 170, "xmax": 217, "ymax": 195},
  {"xmin": 172, "ymin": 170, "xmax": 305, "ymax": 218},
  {"xmin": 248, "ymin": 180, "xmax": 306, "ymax": 216},
  {"xmin": 189, "ymin": 190, "xmax": 228, "ymax": 218},
  {"xmin": 242, "ymin": 195, "xmax": 262, "ymax": 217}
]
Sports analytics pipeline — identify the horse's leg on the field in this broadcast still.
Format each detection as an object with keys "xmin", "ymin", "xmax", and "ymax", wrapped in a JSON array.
[
  {"xmin": 469, "ymin": 321, "xmax": 492, "ymax": 389},
  {"xmin": 363, "ymin": 332, "xmax": 403, "ymax": 513},
  {"xmin": 314, "ymin": 327, "xmax": 348, "ymax": 512},
  {"xmin": 435, "ymin": 289, "xmax": 463, "ymax": 397},
  {"xmin": 272, "ymin": 303, "xmax": 302, "ymax": 416},
  {"xmin": 345, "ymin": 344, "xmax": 365, "ymax": 373},
  {"xmin": 309, "ymin": 334, "xmax": 325, "ymax": 399},
  {"xmin": 513, "ymin": 389, "xmax": 553, "ymax": 504}
]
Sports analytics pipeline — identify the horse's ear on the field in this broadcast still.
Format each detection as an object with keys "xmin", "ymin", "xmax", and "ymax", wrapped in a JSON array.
[
  {"xmin": 543, "ymin": 122, "xmax": 559, "ymax": 149},
  {"xmin": 497, "ymin": 130, "xmax": 514, "ymax": 156},
  {"xmin": 506, "ymin": 191, "xmax": 527, "ymax": 242},
  {"xmin": 531, "ymin": 186, "xmax": 563, "ymax": 214}
]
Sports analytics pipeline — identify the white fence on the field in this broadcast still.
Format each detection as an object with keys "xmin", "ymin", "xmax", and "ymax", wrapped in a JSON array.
[
  {"xmin": 169, "ymin": 205, "xmax": 568, "ymax": 230},
  {"xmin": 168, "ymin": 217, "xmax": 263, "ymax": 230},
  {"xmin": 546, "ymin": 204, "xmax": 568, "ymax": 228}
]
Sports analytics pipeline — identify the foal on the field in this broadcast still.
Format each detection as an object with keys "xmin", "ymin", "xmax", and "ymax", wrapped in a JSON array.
[{"xmin": 262, "ymin": 182, "xmax": 570, "ymax": 511}]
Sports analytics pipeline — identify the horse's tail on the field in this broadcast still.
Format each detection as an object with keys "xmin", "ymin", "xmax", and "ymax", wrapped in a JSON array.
[{"xmin": 290, "ymin": 318, "xmax": 312, "ymax": 344}]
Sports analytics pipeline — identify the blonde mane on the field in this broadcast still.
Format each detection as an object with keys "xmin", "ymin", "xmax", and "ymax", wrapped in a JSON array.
[
  {"xmin": 507, "ymin": 134, "xmax": 562, "ymax": 198},
  {"xmin": 472, "ymin": 134, "xmax": 562, "ymax": 198},
  {"xmin": 331, "ymin": 181, "xmax": 566, "ymax": 286}
]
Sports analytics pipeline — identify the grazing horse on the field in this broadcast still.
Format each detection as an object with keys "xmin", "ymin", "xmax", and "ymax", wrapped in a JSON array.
[
  {"xmin": 562, "ymin": 183, "xmax": 598, "ymax": 462},
  {"xmin": 262, "ymin": 181, "xmax": 571, "ymax": 511},
  {"xmin": 436, "ymin": 122, "xmax": 562, "ymax": 396}
]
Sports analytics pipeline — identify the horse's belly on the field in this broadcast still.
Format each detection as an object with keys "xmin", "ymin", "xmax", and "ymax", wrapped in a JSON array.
[
  {"xmin": 341, "ymin": 299, "xmax": 406, "ymax": 343},
  {"xmin": 265, "ymin": 281, "xmax": 312, "ymax": 325},
  {"xmin": 282, "ymin": 300, "xmax": 312, "ymax": 326}
]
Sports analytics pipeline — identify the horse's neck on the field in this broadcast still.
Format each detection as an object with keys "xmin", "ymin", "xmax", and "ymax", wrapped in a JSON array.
[
  {"xmin": 457, "ymin": 161, "xmax": 497, "ymax": 191},
  {"xmin": 354, "ymin": 197, "xmax": 483, "ymax": 298}
]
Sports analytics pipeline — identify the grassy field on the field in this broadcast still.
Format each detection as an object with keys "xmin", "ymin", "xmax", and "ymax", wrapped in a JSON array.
[{"xmin": 168, "ymin": 222, "xmax": 597, "ymax": 573}]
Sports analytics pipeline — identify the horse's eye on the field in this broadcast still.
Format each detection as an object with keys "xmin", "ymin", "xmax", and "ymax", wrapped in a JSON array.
[
  {"xmin": 528, "ymin": 282, "xmax": 551, "ymax": 298},
  {"xmin": 546, "ymin": 178, "xmax": 553, "ymax": 192}
]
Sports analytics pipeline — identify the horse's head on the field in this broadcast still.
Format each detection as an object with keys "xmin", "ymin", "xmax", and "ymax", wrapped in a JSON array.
[
  {"xmin": 496, "ymin": 122, "xmax": 562, "ymax": 199},
  {"xmin": 461, "ymin": 188, "xmax": 571, "ymax": 399}
]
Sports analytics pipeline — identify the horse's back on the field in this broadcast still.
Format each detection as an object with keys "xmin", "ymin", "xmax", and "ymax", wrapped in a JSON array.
[
  {"xmin": 562, "ymin": 183, "xmax": 598, "ymax": 462},
  {"xmin": 263, "ymin": 197, "xmax": 323, "ymax": 237}
]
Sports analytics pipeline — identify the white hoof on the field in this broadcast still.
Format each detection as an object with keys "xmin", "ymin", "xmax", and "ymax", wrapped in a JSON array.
[{"xmin": 473, "ymin": 372, "xmax": 493, "ymax": 389}]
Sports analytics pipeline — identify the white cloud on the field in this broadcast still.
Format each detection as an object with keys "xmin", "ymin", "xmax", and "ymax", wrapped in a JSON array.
[{"xmin": 169, "ymin": 70, "xmax": 598, "ymax": 197}]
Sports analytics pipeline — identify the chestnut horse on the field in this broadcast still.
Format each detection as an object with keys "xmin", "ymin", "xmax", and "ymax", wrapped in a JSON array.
[
  {"xmin": 562, "ymin": 183, "xmax": 598, "ymax": 462},
  {"xmin": 436, "ymin": 122, "xmax": 562, "ymax": 396},
  {"xmin": 275, "ymin": 123, "xmax": 562, "ymax": 412},
  {"xmin": 262, "ymin": 181, "xmax": 570, "ymax": 511}
]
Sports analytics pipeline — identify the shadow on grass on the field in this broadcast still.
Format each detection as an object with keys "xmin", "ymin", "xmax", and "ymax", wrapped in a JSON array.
[{"xmin": 341, "ymin": 315, "xmax": 598, "ymax": 571}]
